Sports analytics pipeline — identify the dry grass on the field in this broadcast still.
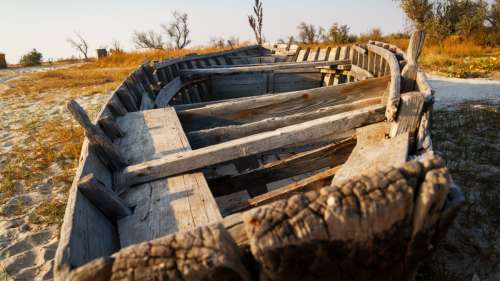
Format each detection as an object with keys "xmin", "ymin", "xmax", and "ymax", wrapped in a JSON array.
[
  {"xmin": 387, "ymin": 36, "xmax": 500, "ymax": 78},
  {"xmin": 0, "ymin": 46, "xmax": 232, "ymax": 225}
]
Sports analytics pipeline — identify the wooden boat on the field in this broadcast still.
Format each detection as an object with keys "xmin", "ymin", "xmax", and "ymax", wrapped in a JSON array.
[{"xmin": 55, "ymin": 31, "xmax": 463, "ymax": 281}]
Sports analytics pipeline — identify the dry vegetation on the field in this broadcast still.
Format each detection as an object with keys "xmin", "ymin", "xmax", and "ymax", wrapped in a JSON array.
[
  {"xmin": 0, "ymin": 47, "xmax": 229, "ymax": 226},
  {"xmin": 388, "ymin": 36, "xmax": 500, "ymax": 78}
]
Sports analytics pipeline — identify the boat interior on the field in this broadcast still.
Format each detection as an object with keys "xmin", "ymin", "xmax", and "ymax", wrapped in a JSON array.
[{"xmin": 56, "ymin": 35, "xmax": 445, "ymax": 280}]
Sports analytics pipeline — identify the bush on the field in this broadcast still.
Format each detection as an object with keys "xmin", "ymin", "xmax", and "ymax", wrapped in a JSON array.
[{"xmin": 19, "ymin": 49, "xmax": 43, "ymax": 66}]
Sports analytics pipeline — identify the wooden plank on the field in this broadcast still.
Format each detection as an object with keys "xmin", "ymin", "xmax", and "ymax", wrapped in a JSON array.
[
  {"xmin": 117, "ymin": 104, "xmax": 386, "ymax": 189},
  {"xmin": 98, "ymin": 111, "xmax": 125, "ymax": 141},
  {"xmin": 331, "ymin": 122, "xmax": 409, "ymax": 185},
  {"xmin": 246, "ymin": 165, "xmax": 342, "ymax": 209},
  {"xmin": 307, "ymin": 48, "xmax": 320, "ymax": 61},
  {"xmin": 78, "ymin": 174, "xmax": 131, "ymax": 221},
  {"xmin": 402, "ymin": 31, "xmax": 426, "ymax": 92},
  {"xmin": 317, "ymin": 47, "xmax": 331, "ymax": 61},
  {"xmin": 179, "ymin": 76, "xmax": 390, "ymax": 132},
  {"xmin": 114, "ymin": 108, "xmax": 223, "ymax": 247},
  {"xmin": 390, "ymin": 92, "xmax": 425, "ymax": 144},
  {"xmin": 296, "ymin": 48, "xmax": 309, "ymax": 62},
  {"xmin": 187, "ymin": 97, "xmax": 381, "ymax": 148},
  {"xmin": 209, "ymin": 138, "xmax": 355, "ymax": 197},
  {"xmin": 180, "ymin": 60, "xmax": 350, "ymax": 78},
  {"xmin": 155, "ymin": 77, "xmax": 182, "ymax": 108},
  {"xmin": 216, "ymin": 190, "xmax": 251, "ymax": 217},
  {"xmin": 349, "ymin": 65, "xmax": 375, "ymax": 81},
  {"xmin": 367, "ymin": 44, "xmax": 401, "ymax": 122}
]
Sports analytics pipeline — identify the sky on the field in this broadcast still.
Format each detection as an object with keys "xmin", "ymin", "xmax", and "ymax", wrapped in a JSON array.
[{"xmin": 0, "ymin": 0, "xmax": 408, "ymax": 64}]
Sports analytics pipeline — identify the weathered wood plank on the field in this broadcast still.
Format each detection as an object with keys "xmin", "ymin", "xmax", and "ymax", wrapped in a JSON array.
[
  {"xmin": 243, "ymin": 155, "xmax": 454, "ymax": 281},
  {"xmin": 349, "ymin": 64, "xmax": 375, "ymax": 81},
  {"xmin": 114, "ymin": 108, "xmax": 222, "ymax": 247},
  {"xmin": 390, "ymin": 92, "xmax": 425, "ymax": 144},
  {"xmin": 179, "ymin": 76, "xmax": 390, "ymax": 132},
  {"xmin": 209, "ymin": 138, "xmax": 355, "ymax": 197},
  {"xmin": 331, "ymin": 122, "xmax": 409, "ymax": 185},
  {"xmin": 367, "ymin": 44, "xmax": 401, "ymax": 121},
  {"xmin": 180, "ymin": 60, "xmax": 350, "ymax": 78},
  {"xmin": 187, "ymin": 97, "xmax": 381, "ymax": 148},
  {"xmin": 117, "ymin": 104, "xmax": 386, "ymax": 189},
  {"xmin": 78, "ymin": 174, "xmax": 131, "ymax": 221},
  {"xmin": 155, "ymin": 77, "xmax": 182, "ymax": 108},
  {"xmin": 401, "ymin": 31, "xmax": 426, "ymax": 92},
  {"xmin": 67, "ymin": 100, "xmax": 126, "ymax": 171}
]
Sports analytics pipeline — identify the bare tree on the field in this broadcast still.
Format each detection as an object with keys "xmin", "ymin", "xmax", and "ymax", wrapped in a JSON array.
[
  {"xmin": 110, "ymin": 39, "xmax": 124, "ymax": 53},
  {"xmin": 162, "ymin": 11, "xmax": 191, "ymax": 49},
  {"xmin": 209, "ymin": 37, "xmax": 227, "ymax": 48},
  {"xmin": 297, "ymin": 22, "xmax": 325, "ymax": 44},
  {"xmin": 132, "ymin": 31, "xmax": 164, "ymax": 49},
  {"xmin": 67, "ymin": 32, "xmax": 89, "ymax": 60},
  {"xmin": 248, "ymin": 0, "xmax": 264, "ymax": 45}
]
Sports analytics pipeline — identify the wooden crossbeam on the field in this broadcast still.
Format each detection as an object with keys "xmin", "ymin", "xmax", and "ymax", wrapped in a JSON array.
[
  {"xmin": 180, "ymin": 60, "xmax": 350, "ymax": 78},
  {"xmin": 178, "ymin": 76, "xmax": 390, "ymax": 132},
  {"xmin": 115, "ymin": 105, "xmax": 385, "ymax": 189},
  {"xmin": 187, "ymin": 98, "xmax": 379, "ymax": 148}
]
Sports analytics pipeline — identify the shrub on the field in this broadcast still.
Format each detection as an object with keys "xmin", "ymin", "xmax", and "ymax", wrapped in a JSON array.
[{"xmin": 19, "ymin": 49, "xmax": 43, "ymax": 66}]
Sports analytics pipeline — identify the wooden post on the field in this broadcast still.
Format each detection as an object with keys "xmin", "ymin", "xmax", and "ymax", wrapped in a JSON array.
[
  {"xmin": 0, "ymin": 53, "xmax": 7, "ymax": 69},
  {"xmin": 401, "ymin": 31, "xmax": 426, "ymax": 92},
  {"xmin": 67, "ymin": 100, "xmax": 127, "ymax": 171},
  {"xmin": 96, "ymin": 49, "xmax": 108, "ymax": 60}
]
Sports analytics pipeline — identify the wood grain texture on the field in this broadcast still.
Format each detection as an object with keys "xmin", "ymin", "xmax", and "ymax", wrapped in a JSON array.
[
  {"xmin": 243, "ymin": 155, "xmax": 453, "ymax": 281},
  {"xmin": 118, "ymin": 104, "xmax": 386, "ymax": 189},
  {"xmin": 179, "ymin": 76, "xmax": 390, "ymax": 133},
  {"xmin": 113, "ymin": 108, "xmax": 222, "ymax": 247},
  {"xmin": 155, "ymin": 77, "xmax": 183, "ymax": 108},
  {"xmin": 331, "ymin": 122, "xmax": 409, "ymax": 185},
  {"xmin": 390, "ymin": 92, "xmax": 425, "ymax": 147},
  {"xmin": 366, "ymin": 44, "xmax": 401, "ymax": 122},
  {"xmin": 78, "ymin": 174, "xmax": 131, "ymax": 221}
]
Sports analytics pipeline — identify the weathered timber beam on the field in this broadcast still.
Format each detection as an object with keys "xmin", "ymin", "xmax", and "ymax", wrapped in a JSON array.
[
  {"xmin": 180, "ymin": 60, "xmax": 350, "ymax": 78},
  {"xmin": 366, "ymin": 44, "xmax": 401, "ymax": 122},
  {"xmin": 349, "ymin": 64, "xmax": 375, "ymax": 81},
  {"xmin": 66, "ymin": 224, "xmax": 251, "ymax": 281},
  {"xmin": 178, "ymin": 76, "xmax": 390, "ymax": 132},
  {"xmin": 243, "ymin": 155, "xmax": 455, "ymax": 281},
  {"xmin": 208, "ymin": 138, "xmax": 355, "ymax": 197},
  {"xmin": 390, "ymin": 92, "xmax": 425, "ymax": 146},
  {"xmin": 116, "ymin": 104, "xmax": 386, "ymax": 189},
  {"xmin": 155, "ymin": 77, "xmax": 209, "ymax": 107},
  {"xmin": 187, "ymin": 98, "xmax": 378, "ymax": 148},
  {"xmin": 401, "ymin": 31, "xmax": 426, "ymax": 92},
  {"xmin": 224, "ymin": 165, "xmax": 344, "ymax": 214},
  {"xmin": 67, "ymin": 100, "xmax": 127, "ymax": 171},
  {"xmin": 78, "ymin": 174, "xmax": 131, "ymax": 221},
  {"xmin": 249, "ymin": 165, "xmax": 342, "ymax": 205}
]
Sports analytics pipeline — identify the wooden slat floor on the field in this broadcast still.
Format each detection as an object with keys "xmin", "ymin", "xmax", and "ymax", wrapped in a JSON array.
[{"xmin": 113, "ymin": 108, "xmax": 222, "ymax": 247}]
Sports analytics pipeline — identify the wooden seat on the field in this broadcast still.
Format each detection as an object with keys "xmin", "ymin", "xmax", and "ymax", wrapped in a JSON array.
[{"xmin": 113, "ymin": 107, "xmax": 222, "ymax": 247}]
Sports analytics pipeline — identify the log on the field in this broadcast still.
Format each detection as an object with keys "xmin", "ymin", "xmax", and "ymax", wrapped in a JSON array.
[
  {"xmin": 188, "ymin": 98, "xmax": 380, "ymax": 148},
  {"xmin": 243, "ymin": 155, "xmax": 454, "ymax": 281},
  {"xmin": 180, "ymin": 60, "xmax": 350, "ymax": 78},
  {"xmin": 367, "ymin": 44, "xmax": 401, "ymax": 122},
  {"xmin": 67, "ymin": 100, "xmax": 127, "ymax": 171},
  {"xmin": 116, "ymin": 104, "xmax": 386, "ymax": 189},
  {"xmin": 78, "ymin": 174, "xmax": 131, "ymax": 221},
  {"xmin": 67, "ymin": 224, "xmax": 251, "ymax": 281}
]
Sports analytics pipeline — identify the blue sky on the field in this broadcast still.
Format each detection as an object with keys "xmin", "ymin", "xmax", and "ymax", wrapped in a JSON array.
[{"xmin": 1, "ymin": 0, "xmax": 407, "ymax": 63}]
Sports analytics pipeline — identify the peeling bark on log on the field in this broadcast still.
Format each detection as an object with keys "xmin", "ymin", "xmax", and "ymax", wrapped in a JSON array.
[{"xmin": 243, "ymin": 155, "xmax": 457, "ymax": 281}]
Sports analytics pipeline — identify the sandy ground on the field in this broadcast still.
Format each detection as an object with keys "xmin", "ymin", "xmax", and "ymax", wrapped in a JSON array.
[{"xmin": 0, "ymin": 69, "xmax": 499, "ymax": 280}]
